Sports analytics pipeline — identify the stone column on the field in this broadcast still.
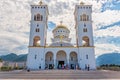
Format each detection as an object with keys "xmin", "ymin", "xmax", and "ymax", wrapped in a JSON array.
[
  {"xmin": 54, "ymin": 53, "xmax": 56, "ymax": 69},
  {"xmin": 67, "ymin": 53, "xmax": 69, "ymax": 68}
]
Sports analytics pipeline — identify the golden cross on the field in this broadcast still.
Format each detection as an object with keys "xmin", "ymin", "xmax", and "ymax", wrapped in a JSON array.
[
  {"xmin": 80, "ymin": 0, "xmax": 84, "ymax": 5},
  {"xmin": 60, "ymin": 21, "xmax": 63, "ymax": 25},
  {"xmin": 39, "ymin": 0, "xmax": 43, "ymax": 5},
  {"xmin": 60, "ymin": 35, "xmax": 63, "ymax": 42}
]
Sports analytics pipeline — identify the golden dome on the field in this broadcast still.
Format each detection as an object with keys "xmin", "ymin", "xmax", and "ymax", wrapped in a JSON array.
[
  {"xmin": 53, "ymin": 24, "xmax": 70, "ymax": 32},
  {"xmin": 39, "ymin": 0, "xmax": 43, "ymax": 5},
  {"xmin": 80, "ymin": 1, "xmax": 85, "ymax": 5}
]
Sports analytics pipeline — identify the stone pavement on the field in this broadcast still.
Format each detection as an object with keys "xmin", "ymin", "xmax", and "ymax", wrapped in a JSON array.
[{"xmin": 0, "ymin": 70, "xmax": 120, "ymax": 79}]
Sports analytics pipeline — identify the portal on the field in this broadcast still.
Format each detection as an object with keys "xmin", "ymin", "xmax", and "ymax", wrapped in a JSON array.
[{"xmin": 58, "ymin": 61, "xmax": 64, "ymax": 69}]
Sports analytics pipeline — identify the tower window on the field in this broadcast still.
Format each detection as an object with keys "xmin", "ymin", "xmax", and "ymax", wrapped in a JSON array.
[
  {"xmin": 80, "ymin": 14, "xmax": 89, "ymax": 21},
  {"xmin": 83, "ymin": 28, "xmax": 87, "ymax": 32},
  {"xmin": 37, "ymin": 24, "xmax": 39, "ymax": 27},
  {"xmin": 36, "ymin": 28, "xmax": 40, "ymax": 32},
  {"xmin": 34, "ymin": 14, "xmax": 43, "ymax": 21},
  {"xmin": 84, "ymin": 23, "xmax": 86, "ymax": 27},
  {"xmin": 35, "ymin": 55, "xmax": 37, "ymax": 59},
  {"xmin": 33, "ymin": 36, "xmax": 40, "ymax": 46},
  {"xmin": 82, "ymin": 36, "xmax": 89, "ymax": 47},
  {"xmin": 86, "ymin": 55, "xmax": 88, "ymax": 59}
]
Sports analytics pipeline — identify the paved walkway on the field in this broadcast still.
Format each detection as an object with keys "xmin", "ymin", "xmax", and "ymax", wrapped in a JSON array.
[{"xmin": 0, "ymin": 70, "xmax": 120, "ymax": 79}]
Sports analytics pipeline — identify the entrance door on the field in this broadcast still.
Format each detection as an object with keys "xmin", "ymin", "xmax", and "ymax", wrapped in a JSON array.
[{"xmin": 58, "ymin": 61, "xmax": 64, "ymax": 69}]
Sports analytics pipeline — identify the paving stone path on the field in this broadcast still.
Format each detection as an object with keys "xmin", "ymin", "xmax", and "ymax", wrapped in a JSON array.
[{"xmin": 0, "ymin": 70, "xmax": 120, "ymax": 79}]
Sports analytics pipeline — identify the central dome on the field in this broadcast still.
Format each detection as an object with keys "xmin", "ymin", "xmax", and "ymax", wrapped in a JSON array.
[
  {"xmin": 50, "ymin": 23, "xmax": 72, "ymax": 46},
  {"xmin": 53, "ymin": 24, "xmax": 69, "ymax": 32}
]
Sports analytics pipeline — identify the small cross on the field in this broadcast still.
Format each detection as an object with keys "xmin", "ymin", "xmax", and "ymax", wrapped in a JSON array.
[
  {"xmin": 39, "ymin": 0, "xmax": 43, "ymax": 5},
  {"xmin": 60, "ymin": 21, "xmax": 63, "ymax": 25}
]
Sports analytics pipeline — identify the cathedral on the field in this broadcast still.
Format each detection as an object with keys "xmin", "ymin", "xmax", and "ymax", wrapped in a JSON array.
[{"xmin": 27, "ymin": 1, "xmax": 96, "ymax": 70}]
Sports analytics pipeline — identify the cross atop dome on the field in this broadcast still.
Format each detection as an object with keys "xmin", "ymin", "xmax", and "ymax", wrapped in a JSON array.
[
  {"xmin": 39, "ymin": 0, "xmax": 43, "ymax": 5},
  {"xmin": 60, "ymin": 21, "xmax": 63, "ymax": 25},
  {"xmin": 80, "ymin": 1, "xmax": 85, "ymax": 5}
]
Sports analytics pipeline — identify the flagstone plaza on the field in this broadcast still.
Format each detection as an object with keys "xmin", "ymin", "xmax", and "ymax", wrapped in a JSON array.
[{"xmin": 0, "ymin": 70, "xmax": 120, "ymax": 79}]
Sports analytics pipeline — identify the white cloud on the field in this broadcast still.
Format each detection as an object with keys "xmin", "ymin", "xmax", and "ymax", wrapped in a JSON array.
[
  {"xmin": 94, "ymin": 25, "xmax": 120, "ymax": 37},
  {"xmin": 95, "ymin": 43, "xmax": 120, "ymax": 57},
  {"xmin": 93, "ymin": 10, "xmax": 120, "ymax": 30},
  {"xmin": 0, "ymin": 0, "xmax": 120, "ymax": 56}
]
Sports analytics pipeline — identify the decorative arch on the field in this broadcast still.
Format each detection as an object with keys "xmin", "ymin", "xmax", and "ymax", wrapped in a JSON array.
[
  {"xmin": 82, "ymin": 36, "xmax": 90, "ymax": 47},
  {"xmin": 33, "ymin": 36, "xmax": 40, "ymax": 46},
  {"xmin": 45, "ymin": 52, "xmax": 54, "ymax": 69},
  {"xmin": 56, "ymin": 50, "xmax": 67, "ymax": 69},
  {"xmin": 69, "ymin": 52, "xmax": 78, "ymax": 69},
  {"xmin": 45, "ymin": 52, "xmax": 54, "ymax": 61},
  {"xmin": 34, "ymin": 14, "xmax": 43, "ymax": 21},
  {"xmin": 56, "ymin": 50, "xmax": 66, "ymax": 61},
  {"xmin": 80, "ymin": 14, "xmax": 89, "ymax": 21},
  {"xmin": 35, "ymin": 28, "xmax": 40, "ymax": 32}
]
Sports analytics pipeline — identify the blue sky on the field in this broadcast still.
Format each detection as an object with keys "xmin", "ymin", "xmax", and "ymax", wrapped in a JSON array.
[{"xmin": 0, "ymin": 0, "xmax": 120, "ymax": 56}]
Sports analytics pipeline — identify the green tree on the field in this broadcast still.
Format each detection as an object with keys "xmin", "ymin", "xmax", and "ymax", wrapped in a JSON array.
[{"xmin": 0, "ymin": 58, "xmax": 2, "ymax": 62}]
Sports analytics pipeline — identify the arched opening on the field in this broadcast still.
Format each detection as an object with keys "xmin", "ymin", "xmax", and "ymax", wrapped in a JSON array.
[
  {"xmin": 45, "ymin": 52, "xmax": 54, "ymax": 69},
  {"xmin": 37, "ymin": 14, "xmax": 40, "ymax": 21},
  {"xmin": 34, "ymin": 14, "xmax": 43, "ymax": 21},
  {"xmin": 82, "ymin": 36, "xmax": 90, "ymax": 47},
  {"xmin": 56, "ymin": 51, "xmax": 67, "ymax": 69},
  {"xmin": 83, "ymin": 14, "xmax": 87, "ymax": 21},
  {"xmin": 83, "ymin": 28, "xmax": 87, "ymax": 32},
  {"xmin": 35, "ymin": 28, "xmax": 40, "ymax": 32},
  {"xmin": 70, "ymin": 52, "xmax": 78, "ymax": 69},
  {"xmin": 80, "ymin": 14, "xmax": 89, "ymax": 21},
  {"xmin": 33, "ymin": 36, "xmax": 40, "ymax": 46}
]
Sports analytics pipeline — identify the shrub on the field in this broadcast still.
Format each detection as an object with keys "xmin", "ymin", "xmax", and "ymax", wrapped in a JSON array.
[{"xmin": 1, "ymin": 66, "xmax": 12, "ymax": 71}]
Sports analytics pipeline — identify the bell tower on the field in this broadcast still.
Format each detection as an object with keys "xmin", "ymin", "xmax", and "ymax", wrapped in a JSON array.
[
  {"xmin": 27, "ymin": 1, "xmax": 49, "ymax": 70},
  {"xmin": 29, "ymin": 1, "xmax": 48, "ymax": 47},
  {"xmin": 74, "ymin": 2, "xmax": 96, "ymax": 69}
]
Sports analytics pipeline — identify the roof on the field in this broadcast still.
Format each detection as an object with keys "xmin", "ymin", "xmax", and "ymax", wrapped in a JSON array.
[{"xmin": 53, "ymin": 24, "xmax": 70, "ymax": 32}]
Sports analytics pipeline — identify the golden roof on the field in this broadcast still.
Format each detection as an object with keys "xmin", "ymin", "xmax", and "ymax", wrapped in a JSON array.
[
  {"xmin": 53, "ymin": 24, "xmax": 70, "ymax": 32},
  {"xmin": 39, "ymin": 0, "xmax": 43, "ymax": 5},
  {"xmin": 80, "ymin": 1, "xmax": 85, "ymax": 5}
]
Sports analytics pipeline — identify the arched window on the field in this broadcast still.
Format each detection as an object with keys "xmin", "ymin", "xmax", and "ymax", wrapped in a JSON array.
[
  {"xmin": 83, "ymin": 14, "xmax": 87, "ymax": 21},
  {"xmin": 82, "ymin": 36, "xmax": 89, "ymax": 47},
  {"xmin": 34, "ymin": 14, "xmax": 43, "ymax": 21},
  {"xmin": 80, "ymin": 14, "xmax": 89, "ymax": 21},
  {"xmin": 35, "ymin": 28, "xmax": 40, "ymax": 32},
  {"xmin": 37, "ymin": 14, "xmax": 40, "ymax": 21},
  {"xmin": 35, "ymin": 54, "xmax": 37, "ymax": 59},
  {"xmin": 33, "ymin": 36, "xmax": 40, "ymax": 46},
  {"xmin": 86, "ymin": 55, "xmax": 88, "ymax": 59},
  {"xmin": 83, "ymin": 28, "xmax": 87, "ymax": 32}
]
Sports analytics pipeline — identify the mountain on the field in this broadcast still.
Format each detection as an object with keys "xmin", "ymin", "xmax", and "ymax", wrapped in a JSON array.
[
  {"xmin": 14, "ymin": 54, "xmax": 27, "ymax": 62},
  {"xmin": 1, "ymin": 53, "xmax": 120, "ymax": 65},
  {"xmin": 0, "ymin": 53, "xmax": 27, "ymax": 62},
  {"xmin": 96, "ymin": 53, "xmax": 120, "ymax": 66}
]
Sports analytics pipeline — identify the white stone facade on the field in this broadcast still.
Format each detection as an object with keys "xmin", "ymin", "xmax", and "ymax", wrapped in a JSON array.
[{"xmin": 27, "ymin": 2, "xmax": 96, "ymax": 70}]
